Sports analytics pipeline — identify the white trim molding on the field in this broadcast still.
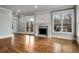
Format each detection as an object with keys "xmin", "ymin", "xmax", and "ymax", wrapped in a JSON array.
[
  {"xmin": 0, "ymin": 7, "xmax": 12, "ymax": 12},
  {"xmin": 0, "ymin": 34, "xmax": 12, "ymax": 39}
]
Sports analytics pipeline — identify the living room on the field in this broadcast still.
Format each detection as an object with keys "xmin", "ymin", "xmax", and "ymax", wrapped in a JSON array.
[{"xmin": 0, "ymin": 5, "xmax": 79, "ymax": 53}]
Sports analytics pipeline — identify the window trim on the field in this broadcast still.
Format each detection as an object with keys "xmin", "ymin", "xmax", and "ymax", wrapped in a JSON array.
[{"xmin": 52, "ymin": 9, "xmax": 75, "ymax": 35}]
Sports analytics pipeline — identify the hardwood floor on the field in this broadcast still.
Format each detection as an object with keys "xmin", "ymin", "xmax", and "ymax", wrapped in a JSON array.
[{"xmin": 0, "ymin": 33, "xmax": 79, "ymax": 53}]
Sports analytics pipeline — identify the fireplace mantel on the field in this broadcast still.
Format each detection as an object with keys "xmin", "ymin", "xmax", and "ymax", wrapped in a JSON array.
[{"xmin": 36, "ymin": 23, "xmax": 50, "ymax": 26}]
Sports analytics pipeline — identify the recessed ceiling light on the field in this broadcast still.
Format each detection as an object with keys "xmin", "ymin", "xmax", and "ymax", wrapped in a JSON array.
[
  {"xmin": 34, "ymin": 5, "xmax": 38, "ymax": 9},
  {"xmin": 31, "ymin": 18, "xmax": 34, "ymax": 21}
]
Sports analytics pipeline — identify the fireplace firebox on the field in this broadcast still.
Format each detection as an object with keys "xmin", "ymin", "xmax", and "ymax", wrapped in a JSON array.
[
  {"xmin": 38, "ymin": 26, "xmax": 48, "ymax": 36},
  {"xmin": 39, "ymin": 28, "xmax": 47, "ymax": 35}
]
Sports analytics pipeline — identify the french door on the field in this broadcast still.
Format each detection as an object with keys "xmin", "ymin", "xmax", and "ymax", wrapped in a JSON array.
[
  {"xmin": 53, "ymin": 10, "xmax": 74, "ymax": 34},
  {"xmin": 25, "ymin": 15, "xmax": 35, "ymax": 34}
]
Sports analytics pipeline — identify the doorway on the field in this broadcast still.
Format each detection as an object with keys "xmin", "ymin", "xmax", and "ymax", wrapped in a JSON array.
[{"xmin": 25, "ymin": 15, "xmax": 35, "ymax": 34}]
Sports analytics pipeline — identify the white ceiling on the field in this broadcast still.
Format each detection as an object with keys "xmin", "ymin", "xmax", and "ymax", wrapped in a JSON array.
[{"xmin": 0, "ymin": 5, "xmax": 75, "ymax": 15}]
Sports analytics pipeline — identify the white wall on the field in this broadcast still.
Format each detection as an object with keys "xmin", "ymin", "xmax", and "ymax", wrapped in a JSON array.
[
  {"xmin": 0, "ymin": 7, "xmax": 12, "ymax": 38},
  {"xmin": 36, "ymin": 11, "xmax": 51, "ymax": 24}
]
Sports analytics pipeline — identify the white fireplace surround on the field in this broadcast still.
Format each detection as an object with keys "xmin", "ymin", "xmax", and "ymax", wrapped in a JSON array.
[{"xmin": 35, "ymin": 23, "xmax": 51, "ymax": 38}]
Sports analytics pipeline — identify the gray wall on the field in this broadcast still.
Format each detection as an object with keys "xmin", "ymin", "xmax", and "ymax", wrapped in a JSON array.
[
  {"xmin": 18, "ymin": 15, "xmax": 25, "ymax": 32},
  {"xmin": 0, "ymin": 7, "xmax": 12, "ymax": 37}
]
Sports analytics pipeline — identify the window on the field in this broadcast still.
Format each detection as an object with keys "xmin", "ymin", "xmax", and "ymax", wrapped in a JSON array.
[
  {"xmin": 54, "ymin": 15, "xmax": 62, "ymax": 32},
  {"xmin": 53, "ymin": 10, "xmax": 74, "ymax": 34},
  {"xmin": 63, "ymin": 14, "xmax": 72, "ymax": 32},
  {"xmin": 25, "ymin": 15, "xmax": 35, "ymax": 33}
]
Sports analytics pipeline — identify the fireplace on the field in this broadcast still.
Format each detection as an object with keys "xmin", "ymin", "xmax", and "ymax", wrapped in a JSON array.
[
  {"xmin": 39, "ymin": 28, "xmax": 47, "ymax": 35},
  {"xmin": 38, "ymin": 26, "xmax": 48, "ymax": 37}
]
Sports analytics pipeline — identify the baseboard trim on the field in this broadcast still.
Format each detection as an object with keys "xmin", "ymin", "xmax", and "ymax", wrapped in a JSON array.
[
  {"xmin": 52, "ymin": 36, "xmax": 75, "ymax": 40},
  {"xmin": 0, "ymin": 34, "xmax": 12, "ymax": 39}
]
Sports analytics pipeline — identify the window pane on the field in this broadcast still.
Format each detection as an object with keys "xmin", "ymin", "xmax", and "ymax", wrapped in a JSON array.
[
  {"xmin": 54, "ymin": 15, "xmax": 62, "ymax": 32},
  {"xmin": 30, "ymin": 21, "xmax": 33, "ymax": 32},
  {"xmin": 26, "ymin": 21, "xmax": 29, "ymax": 32},
  {"xmin": 63, "ymin": 14, "xmax": 72, "ymax": 32}
]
